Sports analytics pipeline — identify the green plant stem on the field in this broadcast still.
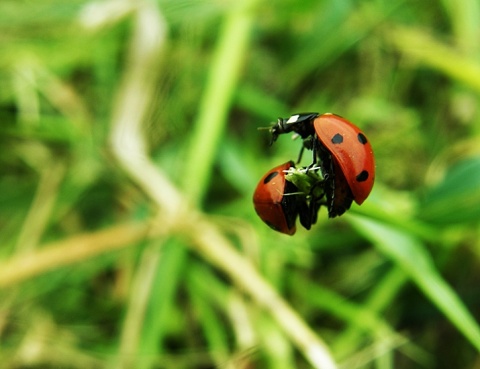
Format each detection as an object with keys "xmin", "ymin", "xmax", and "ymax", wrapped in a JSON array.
[
  {"xmin": 388, "ymin": 26, "xmax": 480, "ymax": 93},
  {"xmin": 182, "ymin": 0, "xmax": 258, "ymax": 204}
]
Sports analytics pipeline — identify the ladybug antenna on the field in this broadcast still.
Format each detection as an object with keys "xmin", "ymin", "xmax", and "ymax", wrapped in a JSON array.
[
  {"xmin": 268, "ymin": 117, "xmax": 284, "ymax": 144},
  {"xmin": 257, "ymin": 126, "xmax": 275, "ymax": 145},
  {"xmin": 257, "ymin": 118, "xmax": 283, "ymax": 145}
]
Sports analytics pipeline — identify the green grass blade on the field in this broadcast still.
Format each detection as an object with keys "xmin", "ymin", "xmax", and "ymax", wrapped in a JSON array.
[
  {"xmin": 388, "ymin": 26, "xmax": 480, "ymax": 93},
  {"xmin": 349, "ymin": 214, "xmax": 480, "ymax": 352},
  {"xmin": 182, "ymin": 0, "xmax": 259, "ymax": 204},
  {"xmin": 419, "ymin": 157, "xmax": 480, "ymax": 224},
  {"xmin": 332, "ymin": 267, "xmax": 408, "ymax": 358},
  {"xmin": 137, "ymin": 240, "xmax": 187, "ymax": 369}
]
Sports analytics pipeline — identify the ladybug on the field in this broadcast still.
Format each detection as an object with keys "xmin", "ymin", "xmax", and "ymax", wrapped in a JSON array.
[
  {"xmin": 253, "ymin": 161, "xmax": 322, "ymax": 235},
  {"xmin": 270, "ymin": 113, "xmax": 375, "ymax": 217}
]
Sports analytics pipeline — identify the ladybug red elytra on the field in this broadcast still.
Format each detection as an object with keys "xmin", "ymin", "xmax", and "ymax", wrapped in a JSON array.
[
  {"xmin": 270, "ymin": 113, "xmax": 375, "ymax": 217},
  {"xmin": 253, "ymin": 161, "xmax": 322, "ymax": 235}
]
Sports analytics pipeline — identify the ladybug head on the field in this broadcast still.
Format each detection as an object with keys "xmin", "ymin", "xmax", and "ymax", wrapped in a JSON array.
[{"xmin": 269, "ymin": 117, "xmax": 291, "ymax": 145}]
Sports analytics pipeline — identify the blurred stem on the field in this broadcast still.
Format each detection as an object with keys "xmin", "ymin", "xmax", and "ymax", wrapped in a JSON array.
[
  {"xmin": 182, "ymin": 0, "xmax": 258, "ymax": 204},
  {"xmin": 15, "ymin": 160, "xmax": 66, "ymax": 253},
  {"xmin": 440, "ymin": 0, "xmax": 480, "ymax": 51},
  {"xmin": 117, "ymin": 240, "xmax": 161, "ymax": 369},
  {"xmin": 388, "ymin": 26, "xmax": 480, "ymax": 93},
  {"xmin": 104, "ymin": 1, "xmax": 170, "ymax": 369},
  {"xmin": 0, "ymin": 222, "xmax": 150, "ymax": 288},
  {"xmin": 188, "ymin": 279, "xmax": 231, "ymax": 367},
  {"xmin": 136, "ymin": 238, "xmax": 186, "ymax": 363}
]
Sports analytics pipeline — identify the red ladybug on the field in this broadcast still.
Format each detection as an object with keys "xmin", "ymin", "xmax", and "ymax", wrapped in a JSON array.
[
  {"xmin": 270, "ymin": 113, "xmax": 375, "ymax": 217},
  {"xmin": 253, "ymin": 161, "xmax": 320, "ymax": 235}
]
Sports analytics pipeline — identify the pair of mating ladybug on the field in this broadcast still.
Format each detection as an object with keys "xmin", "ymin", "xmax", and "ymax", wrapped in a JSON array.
[{"xmin": 253, "ymin": 112, "xmax": 375, "ymax": 235}]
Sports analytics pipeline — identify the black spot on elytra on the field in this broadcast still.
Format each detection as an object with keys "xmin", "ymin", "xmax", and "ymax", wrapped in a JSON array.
[
  {"xmin": 356, "ymin": 170, "xmax": 369, "ymax": 182},
  {"xmin": 264, "ymin": 171, "xmax": 279, "ymax": 184},
  {"xmin": 331, "ymin": 133, "xmax": 343, "ymax": 144},
  {"xmin": 358, "ymin": 133, "xmax": 368, "ymax": 144}
]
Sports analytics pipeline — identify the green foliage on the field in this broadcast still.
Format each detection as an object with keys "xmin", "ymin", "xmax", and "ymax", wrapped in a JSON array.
[
  {"xmin": 1, "ymin": 0, "xmax": 480, "ymax": 368},
  {"xmin": 419, "ymin": 157, "xmax": 480, "ymax": 224}
]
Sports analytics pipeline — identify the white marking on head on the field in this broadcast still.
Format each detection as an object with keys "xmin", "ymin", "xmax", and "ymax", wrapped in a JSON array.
[{"xmin": 286, "ymin": 114, "xmax": 300, "ymax": 124}]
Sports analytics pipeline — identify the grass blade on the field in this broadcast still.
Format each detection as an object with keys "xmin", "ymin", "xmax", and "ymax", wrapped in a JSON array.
[{"xmin": 349, "ymin": 214, "xmax": 480, "ymax": 352}]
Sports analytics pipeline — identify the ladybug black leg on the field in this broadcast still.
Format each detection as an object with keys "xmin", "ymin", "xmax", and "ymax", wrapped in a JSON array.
[
  {"xmin": 296, "ymin": 135, "xmax": 315, "ymax": 164},
  {"xmin": 309, "ymin": 199, "xmax": 321, "ymax": 226},
  {"xmin": 298, "ymin": 199, "xmax": 312, "ymax": 230},
  {"xmin": 311, "ymin": 135, "xmax": 320, "ymax": 166},
  {"xmin": 298, "ymin": 135, "xmax": 320, "ymax": 174},
  {"xmin": 308, "ymin": 181, "xmax": 326, "ymax": 226},
  {"xmin": 296, "ymin": 146, "xmax": 305, "ymax": 164},
  {"xmin": 298, "ymin": 195, "xmax": 324, "ymax": 230},
  {"xmin": 298, "ymin": 180, "xmax": 326, "ymax": 230}
]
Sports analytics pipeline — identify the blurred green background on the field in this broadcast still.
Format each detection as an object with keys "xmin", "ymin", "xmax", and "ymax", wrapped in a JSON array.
[{"xmin": 1, "ymin": 0, "xmax": 480, "ymax": 368}]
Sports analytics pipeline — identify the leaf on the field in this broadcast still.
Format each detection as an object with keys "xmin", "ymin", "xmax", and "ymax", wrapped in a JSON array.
[
  {"xmin": 419, "ymin": 157, "xmax": 480, "ymax": 224},
  {"xmin": 348, "ymin": 214, "xmax": 480, "ymax": 352}
]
